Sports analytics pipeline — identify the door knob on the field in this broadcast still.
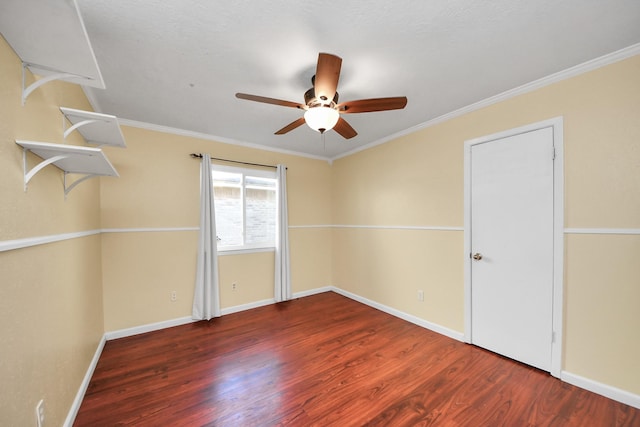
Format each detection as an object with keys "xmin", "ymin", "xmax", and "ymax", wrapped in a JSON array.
[{"xmin": 472, "ymin": 253, "xmax": 483, "ymax": 261}]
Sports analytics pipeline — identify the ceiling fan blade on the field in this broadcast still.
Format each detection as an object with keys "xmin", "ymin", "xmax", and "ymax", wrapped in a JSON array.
[
  {"xmin": 275, "ymin": 117, "xmax": 306, "ymax": 135},
  {"xmin": 337, "ymin": 96, "xmax": 408, "ymax": 113},
  {"xmin": 333, "ymin": 117, "xmax": 357, "ymax": 139},
  {"xmin": 236, "ymin": 93, "xmax": 305, "ymax": 109},
  {"xmin": 314, "ymin": 53, "xmax": 342, "ymax": 104}
]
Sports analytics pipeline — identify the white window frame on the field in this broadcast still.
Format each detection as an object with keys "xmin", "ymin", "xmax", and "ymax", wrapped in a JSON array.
[{"xmin": 211, "ymin": 164, "xmax": 277, "ymax": 254}]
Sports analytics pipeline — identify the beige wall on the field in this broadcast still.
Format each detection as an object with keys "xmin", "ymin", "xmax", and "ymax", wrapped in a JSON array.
[
  {"xmin": 2, "ymin": 30, "xmax": 639, "ymax": 424},
  {"xmin": 0, "ymin": 37, "xmax": 105, "ymax": 426},
  {"xmin": 100, "ymin": 126, "xmax": 333, "ymax": 331},
  {"xmin": 0, "ymin": 32, "xmax": 334, "ymax": 422},
  {"xmin": 332, "ymin": 55, "xmax": 640, "ymax": 395}
]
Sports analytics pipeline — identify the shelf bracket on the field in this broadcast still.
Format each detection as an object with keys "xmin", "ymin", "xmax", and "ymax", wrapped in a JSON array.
[
  {"xmin": 59, "ymin": 107, "xmax": 127, "ymax": 148},
  {"xmin": 17, "ymin": 140, "xmax": 118, "ymax": 196},
  {"xmin": 22, "ymin": 63, "xmax": 81, "ymax": 105},
  {"xmin": 22, "ymin": 148, "xmax": 71, "ymax": 191},
  {"xmin": 64, "ymin": 172, "xmax": 99, "ymax": 197},
  {"xmin": 63, "ymin": 118, "xmax": 101, "ymax": 140}
]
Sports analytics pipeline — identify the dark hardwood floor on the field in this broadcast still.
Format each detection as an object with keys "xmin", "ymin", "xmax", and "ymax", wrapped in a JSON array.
[{"xmin": 74, "ymin": 292, "xmax": 639, "ymax": 426}]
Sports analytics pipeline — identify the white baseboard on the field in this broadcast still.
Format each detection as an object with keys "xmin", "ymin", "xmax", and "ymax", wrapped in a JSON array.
[
  {"xmin": 221, "ymin": 298, "xmax": 275, "ymax": 315},
  {"xmin": 63, "ymin": 335, "xmax": 106, "ymax": 427},
  {"xmin": 105, "ymin": 316, "xmax": 196, "ymax": 340},
  {"xmin": 103, "ymin": 291, "xmax": 330, "ymax": 339},
  {"xmin": 331, "ymin": 287, "xmax": 465, "ymax": 342},
  {"xmin": 220, "ymin": 286, "xmax": 335, "ymax": 315},
  {"xmin": 561, "ymin": 371, "xmax": 640, "ymax": 409},
  {"xmin": 293, "ymin": 286, "xmax": 333, "ymax": 299}
]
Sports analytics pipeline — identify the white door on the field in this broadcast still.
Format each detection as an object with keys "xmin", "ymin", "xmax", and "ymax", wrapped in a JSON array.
[{"xmin": 470, "ymin": 126, "xmax": 554, "ymax": 372}]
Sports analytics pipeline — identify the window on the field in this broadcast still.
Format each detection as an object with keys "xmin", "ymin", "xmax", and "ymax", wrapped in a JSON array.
[{"xmin": 211, "ymin": 165, "xmax": 277, "ymax": 251}]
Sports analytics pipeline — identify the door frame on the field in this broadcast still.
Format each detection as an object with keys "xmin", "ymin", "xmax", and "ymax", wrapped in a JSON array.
[{"xmin": 463, "ymin": 117, "xmax": 564, "ymax": 378}]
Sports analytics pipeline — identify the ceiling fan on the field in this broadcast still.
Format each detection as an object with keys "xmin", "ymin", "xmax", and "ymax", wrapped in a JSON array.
[{"xmin": 235, "ymin": 53, "xmax": 408, "ymax": 139}]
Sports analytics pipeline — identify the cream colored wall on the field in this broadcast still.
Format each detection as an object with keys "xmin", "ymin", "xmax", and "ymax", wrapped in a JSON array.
[
  {"xmin": 0, "ymin": 37, "xmax": 105, "ymax": 426},
  {"xmin": 333, "ymin": 228, "xmax": 463, "ymax": 330},
  {"xmin": 2, "ymin": 26, "xmax": 638, "ymax": 423},
  {"xmin": 100, "ymin": 126, "xmax": 333, "ymax": 331},
  {"xmin": 565, "ymin": 234, "xmax": 640, "ymax": 394},
  {"xmin": 331, "ymin": 116, "xmax": 465, "ymax": 332},
  {"xmin": 0, "ymin": 28, "xmax": 333, "ymax": 420},
  {"xmin": 332, "ymin": 55, "xmax": 640, "ymax": 395}
]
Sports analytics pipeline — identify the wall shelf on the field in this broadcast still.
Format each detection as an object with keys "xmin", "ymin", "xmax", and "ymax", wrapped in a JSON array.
[
  {"xmin": 60, "ymin": 107, "xmax": 127, "ymax": 148},
  {"xmin": 16, "ymin": 140, "xmax": 118, "ymax": 196},
  {"xmin": 0, "ymin": 0, "xmax": 105, "ymax": 104}
]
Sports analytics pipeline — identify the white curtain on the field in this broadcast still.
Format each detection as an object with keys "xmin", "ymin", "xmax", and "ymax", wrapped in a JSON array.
[
  {"xmin": 274, "ymin": 164, "xmax": 292, "ymax": 302},
  {"xmin": 192, "ymin": 154, "xmax": 221, "ymax": 320}
]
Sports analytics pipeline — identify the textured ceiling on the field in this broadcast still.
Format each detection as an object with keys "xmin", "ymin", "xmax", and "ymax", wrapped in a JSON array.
[{"xmin": 71, "ymin": 1, "xmax": 640, "ymax": 159}]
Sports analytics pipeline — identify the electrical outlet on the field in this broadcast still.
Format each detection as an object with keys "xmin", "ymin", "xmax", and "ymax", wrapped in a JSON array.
[
  {"xmin": 35, "ymin": 399, "xmax": 44, "ymax": 427},
  {"xmin": 417, "ymin": 290, "xmax": 424, "ymax": 302},
  {"xmin": 232, "ymin": 282, "xmax": 237, "ymax": 291},
  {"xmin": 170, "ymin": 291, "xmax": 177, "ymax": 302}
]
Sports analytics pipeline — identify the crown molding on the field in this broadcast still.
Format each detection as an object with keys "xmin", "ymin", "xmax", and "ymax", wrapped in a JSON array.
[
  {"xmin": 77, "ymin": 44, "xmax": 640, "ymax": 164},
  {"xmin": 331, "ymin": 43, "xmax": 640, "ymax": 162},
  {"xmin": 117, "ymin": 118, "xmax": 331, "ymax": 162}
]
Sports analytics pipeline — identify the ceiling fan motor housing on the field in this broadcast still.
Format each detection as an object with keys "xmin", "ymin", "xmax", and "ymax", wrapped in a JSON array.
[{"xmin": 304, "ymin": 84, "xmax": 339, "ymax": 108}]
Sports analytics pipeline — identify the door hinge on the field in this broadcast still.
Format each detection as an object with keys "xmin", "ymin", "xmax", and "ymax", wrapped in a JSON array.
[
  {"xmin": 552, "ymin": 331, "xmax": 556, "ymax": 343},
  {"xmin": 552, "ymin": 147, "xmax": 556, "ymax": 160}
]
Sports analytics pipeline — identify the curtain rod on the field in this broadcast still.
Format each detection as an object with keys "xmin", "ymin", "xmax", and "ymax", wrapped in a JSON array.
[{"xmin": 190, "ymin": 153, "xmax": 281, "ymax": 169}]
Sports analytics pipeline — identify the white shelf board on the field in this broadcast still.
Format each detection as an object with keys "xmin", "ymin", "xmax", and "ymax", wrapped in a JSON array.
[
  {"xmin": 0, "ymin": 0, "xmax": 105, "ymax": 89},
  {"xmin": 60, "ymin": 107, "xmax": 127, "ymax": 148},
  {"xmin": 16, "ymin": 140, "xmax": 118, "ymax": 177}
]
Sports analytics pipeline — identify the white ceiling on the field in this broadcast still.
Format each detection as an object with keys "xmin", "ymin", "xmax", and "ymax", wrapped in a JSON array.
[{"xmin": 60, "ymin": 2, "xmax": 640, "ymax": 158}]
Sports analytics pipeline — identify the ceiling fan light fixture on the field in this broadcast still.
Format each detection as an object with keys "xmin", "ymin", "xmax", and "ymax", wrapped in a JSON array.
[
  {"xmin": 304, "ymin": 106, "xmax": 339, "ymax": 133},
  {"xmin": 236, "ymin": 53, "xmax": 406, "ymax": 139}
]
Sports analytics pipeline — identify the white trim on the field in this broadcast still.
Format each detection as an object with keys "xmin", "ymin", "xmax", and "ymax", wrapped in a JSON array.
[
  {"xmin": 0, "ymin": 225, "xmax": 463, "ymax": 254},
  {"xmin": 332, "ymin": 287, "xmax": 465, "ymax": 342},
  {"xmin": 63, "ymin": 335, "xmax": 106, "ymax": 427},
  {"xmin": 463, "ymin": 117, "xmax": 565, "ymax": 378},
  {"xmin": 564, "ymin": 228, "xmax": 640, "ymax": 235},
  {"xmin": 0, "ymin": 229, "xmax": 101, "ymax": 252},
  {"xmin": 4, "ymin": 225, "xmax": 634, "ymax": 254},
  {"xmin": 218, "ymin": 247, "xmax": 274, "ymax": 256},
  {"xmin": 101, "ymin": 286, "xmax": 464, "ymax": 343},
  {"xmin": 220, "ymin": 298, "xmax": 276, "ymax": 315},
  {"xmin": 332, "ymin": 224, "xmax": 463, "ymax": 231},
  {"xmin": 101, "ymin": 227, "xmax": 198, "ymax": 233},
  {"xmin": 117, "ymin": 118, "xmax": 330, "ymax": 162},
  {"xmin": 82, "ymin": 43, "xmax": 640, "ymax": 164},
  {"xmin": 17, "ymin": 224, "xmax": 640, "ymax": 256},
  {"xmin": 288, "ymin": 224, "xmax": 333, "ymax": 229},
  {"xmin": 551, "ymin": 120, "xmax": 565, "ymax": 378},
  {"xmin": 289, "ymin": 224, "xmax": 463, "ymax": 231},
  {"xmin": 561, "ymin": 371, "xmax": 640, "ymax": 410},
  {"xmin": 293, "ymin": 286, "xmax": 333, "ymax": 298},
  {"xmin": 331, "ymin": 43, "xmax": 640, "ymax": 162},
  {"xmin": 463, "ymin": 141, "xmax": 472, "ymax": 345},
  {"xmin": 104, "ymin": 316, "xmax": 196, "ymax": 341}
]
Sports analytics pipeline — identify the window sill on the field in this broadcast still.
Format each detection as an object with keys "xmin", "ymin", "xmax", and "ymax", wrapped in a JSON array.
[{"xmin": 217, "ymin": 247, "xmax": 275, "ymax": 256}]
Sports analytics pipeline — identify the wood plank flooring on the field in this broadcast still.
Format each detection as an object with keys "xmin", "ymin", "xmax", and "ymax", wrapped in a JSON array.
[{"xmin": 74, "ymin": 292, "xmax": 639, "ymax": 426}]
